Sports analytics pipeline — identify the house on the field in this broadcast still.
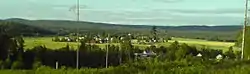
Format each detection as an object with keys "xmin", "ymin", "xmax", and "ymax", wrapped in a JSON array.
[
  {"xmin": 216, "ymin": 54, "xmax": 223, "ymax": 60},
  {"xmin": 196, "ymin": 53, "xmax": 202, "ymax": 57},
  {"xmin": 134, "ymin": 50, "xmax": 157, "ymax": 57}
]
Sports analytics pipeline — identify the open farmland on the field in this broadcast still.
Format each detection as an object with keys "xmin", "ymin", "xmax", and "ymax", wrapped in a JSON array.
[
  {"xmin": 24, "ymin": 37, "xmax": 237, "ymax": 51},
  {"xmin": 168, "ymin": 38, "xmax": 238, "ymax": 51}
]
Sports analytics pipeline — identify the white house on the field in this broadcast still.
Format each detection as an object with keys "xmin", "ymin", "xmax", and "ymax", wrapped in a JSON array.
[
  {"xmin": 197, "ymin": 53, "xmax": 202, "ymax": 57},
  {"xmin": 216, "ymin": 54, "xmax": 223, "ymax": 60}
]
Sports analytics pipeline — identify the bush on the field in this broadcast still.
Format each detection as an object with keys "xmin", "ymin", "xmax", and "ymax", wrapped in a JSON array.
[
  {"xmin": 11, "ymin": 61, "xmax": 24, "ymax": 69},
  {"xmin": 35, "ymin": 66, "xmax": 53, "ymax": 74},
  {"xmin": 33, "ymin": 61, "xmax": 42, "ymax": 69},
  {"xmin": 3, "ymin": 58, "xmax": 11, "ymax": 69},
  {"xmin": 52, "ymin": 37, "xmax": 60, "ymax": 42}
]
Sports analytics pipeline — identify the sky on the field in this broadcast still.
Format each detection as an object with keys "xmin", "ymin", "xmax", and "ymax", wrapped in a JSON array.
[{"xmin": 0, "ymin": 0, "xmax": 246, "ymax": 26}]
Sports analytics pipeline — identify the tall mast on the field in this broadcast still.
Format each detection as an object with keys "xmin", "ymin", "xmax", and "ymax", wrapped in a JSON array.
[
  {"xmin": 105, "ymin": 34, "xmax": 110, "ymax": 68},
  {"xmin": 76, "ymin": 0, "xmax": 80, "ymax": 69},
  {"xmin": 242, "ymin": 0, "xmax": 248, "ymax": 59}
]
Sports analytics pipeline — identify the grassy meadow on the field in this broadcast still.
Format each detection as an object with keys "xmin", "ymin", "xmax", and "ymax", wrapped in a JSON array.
[{"xmin": 24, "ymin": 37, "xmax": 237, "ymax": 51}]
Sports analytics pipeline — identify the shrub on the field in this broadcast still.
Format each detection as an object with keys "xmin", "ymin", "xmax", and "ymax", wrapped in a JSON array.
[
  {"xmin": 3, "ymin": 58, "xmax": 11, "ymax": 69},
  {"xmin": 32, "ymin": 61, "xmax": 42, "ymax": 69},
  {"xmin": 11, "ymin": 61, "xmax": 24, "ymax": 69}
]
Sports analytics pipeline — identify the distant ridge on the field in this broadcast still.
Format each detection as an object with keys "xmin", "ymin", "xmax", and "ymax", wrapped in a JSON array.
[
  {"xmin": 2, "ymin": 18, "xmax": 241, "ymax": 40},
  {"xmin": 4, "ymin": 18, "xmax": 241, "ymax": 31},
  {"xmin": 0, "ymin": 20, "xmax": 56, "ymax": 36}
]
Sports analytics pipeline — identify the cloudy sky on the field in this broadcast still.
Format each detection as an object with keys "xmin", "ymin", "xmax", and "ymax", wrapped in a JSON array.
[{"xmin": 0, "ymin": 0, "xmax": 246, "ymax": 26}]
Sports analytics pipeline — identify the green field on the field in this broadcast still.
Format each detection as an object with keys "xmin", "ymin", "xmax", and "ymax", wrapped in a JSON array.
[
  {"xmin": 24, "ymin": 37, "xmax": 238, "ymax": 51},
  {"xmin": 169, "ymin": 38, "xmax": 237, "ymax": 51}
]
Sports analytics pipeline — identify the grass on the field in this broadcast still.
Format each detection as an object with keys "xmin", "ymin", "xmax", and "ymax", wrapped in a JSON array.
[
  {"xmin": 24, "ymin": 37, "xmax": 79, "ymax": 50},
  {"xmin": 24, "ymin": 37, "xmax": 238, "ymax": 51},
  {"xmin": 24, "ymin": 37, "xmax": 150, "ymax": 50},
  {"xmin": 170, "ymin": 38, "xmax": 234, "ymax": 47},
  {"xmin": 168, "ymin": 38, "xmax": 238, "ymax": 51}
]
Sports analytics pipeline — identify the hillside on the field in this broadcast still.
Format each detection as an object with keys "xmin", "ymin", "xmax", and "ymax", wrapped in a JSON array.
[
  {"xmin": 6, "ymin": 18, "xmax": 241, "ymax": 31},
  {"xmin": 0, "ymin": 20, "xmax": 56, "ymax": 36},
  {"xmin": 4, "ymin": 18, "xmax": 242, "ymax": 40},
  {"xmin": 5, "ymin": 18, "xmax": 144, "ymax": 32}
]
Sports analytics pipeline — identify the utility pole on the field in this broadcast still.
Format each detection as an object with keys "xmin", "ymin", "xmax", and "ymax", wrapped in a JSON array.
[
  {"xmin": 128, "ymin": 33, "xmax": 132, "ymax": 61},
  {"xmin": 119, "ymin": 36, "xmax": 122, "ymax": 65},
  {"xmin": 242, "ymin": 0, "xmax": 249, "ymax": 59},
  {"xmin": 55, "ymin": 61, "xmax": 58, "ymax": 69},
  {"xmin": 105, "ymin": 34, "xmax": 110, "ymax": 68},
  {"xmin": 76, "ymin": 0, "xmax": 80, "ymax": 69},
  {"xmin": 119, "ymin": 43, "xmax": 122, "ymax": 64}
]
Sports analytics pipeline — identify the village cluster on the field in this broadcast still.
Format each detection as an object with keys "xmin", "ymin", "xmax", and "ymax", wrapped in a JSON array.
[
  {"xmin": 52, "ymin": 33, "xmax": 169, "ymax": 44},
  {"xmin": 51, "ymin": 34, "xmax": 225, "ymax": 60}
]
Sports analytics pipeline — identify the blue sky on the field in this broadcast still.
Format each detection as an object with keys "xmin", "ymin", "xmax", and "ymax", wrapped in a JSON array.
[{"xmin": 0, "ymin": 0, "xmax": 246, "ymax": 26}]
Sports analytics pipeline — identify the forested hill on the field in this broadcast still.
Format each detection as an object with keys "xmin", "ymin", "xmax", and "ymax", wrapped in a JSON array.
[
  {"xmin": 6, "ymin": 18, "xmax": 241, "ymax": 31},
  {"xmin": 0, "ymin": 20, "xmax": 56, "ymax": 36},
  {"xmin": 3, "ymin": 18, "xmax": 242, "ymax": 40}
]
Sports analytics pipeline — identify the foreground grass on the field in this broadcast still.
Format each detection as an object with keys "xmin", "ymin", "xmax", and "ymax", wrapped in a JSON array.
[{"xmin": 24, "ymin": 37, "xmax": 237, "ymax": 51}]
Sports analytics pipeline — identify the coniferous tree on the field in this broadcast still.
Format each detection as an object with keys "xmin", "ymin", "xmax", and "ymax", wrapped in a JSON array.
[{"xmin": 151, "ymin": 26, "xmax": 158, "ymax": 42}]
